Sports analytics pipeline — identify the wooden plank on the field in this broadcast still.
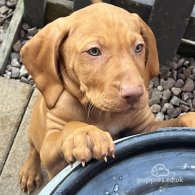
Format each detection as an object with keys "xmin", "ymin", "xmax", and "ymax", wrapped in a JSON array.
[
  {"xmin": 113, "ymin": 0, "xmax": 152, "ymax": 23},
  {"xmin": 23, "ymin": 0, "xmax": 46, "ymax": 27},
  {"xmin": 74, "ymin": 0, "xmax": 111, "ymax": 11},
  {"xmin": 184, "ymin": 17, "xmax": 195, "ymax": 41},
  {"xmin": 45, "ymin": 0, "xmax": 73, "ymax": 24},
  {"xmin": 0, "ymin": 0, "xmax": 24, "ymax": 74},
  {"xmin": 178, "ymin": 39, "xmax": 195, "ymax": 57},
  {"xmin": 148, "ymin": 0, "xmax": 195, "ymax": 75},
  {"xmin": 131, "ymin": 0, "xmax": 155, "ymax": 6},
  {"xmin": 74, "ymin": 0, "xmax": 91, "ymax": 10}
]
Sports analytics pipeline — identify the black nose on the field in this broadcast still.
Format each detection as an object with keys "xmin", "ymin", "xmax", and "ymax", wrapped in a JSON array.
[{"xmin": 120, "ymin": 85, "xmax": 144, "ymax": 104}]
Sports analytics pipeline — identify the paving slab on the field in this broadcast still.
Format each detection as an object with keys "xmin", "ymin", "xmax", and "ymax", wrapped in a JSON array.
[
  {"xmin": 0, "ymin": 77, "xmax": 33, "ymax": 173},
  {"xmin": 0, "ymin": 89, "xmax": 49, "ymax": 195}
]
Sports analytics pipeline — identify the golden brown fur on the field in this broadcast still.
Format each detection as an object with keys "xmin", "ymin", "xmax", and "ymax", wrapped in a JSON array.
[{"xmin": 19, "ymin": 3, "xmax": 195, "ymax": 193}]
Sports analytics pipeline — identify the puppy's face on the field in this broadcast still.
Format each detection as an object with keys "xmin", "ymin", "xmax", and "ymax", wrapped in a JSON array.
[
  {"xmin": 60, "ymin": 5, "xmax": 154, "ymax": 112},
  {"xmin": 21, "ymin": 3, "xmax": 159, "ymax": 111}
]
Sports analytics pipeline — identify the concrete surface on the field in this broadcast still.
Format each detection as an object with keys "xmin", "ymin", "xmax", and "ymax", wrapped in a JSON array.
[
  {"xmin": 0, "ymin": 77, "xmax": 33, "ymax": 173},
  {"xmin": 0, "ymin": 78, "xmax": 49, "ymax": 195}
]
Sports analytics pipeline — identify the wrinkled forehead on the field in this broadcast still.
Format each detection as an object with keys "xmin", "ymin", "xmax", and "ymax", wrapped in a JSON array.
[{"xmin": 70, "ymin": 3, "xmax": 141, "ymax": 39}]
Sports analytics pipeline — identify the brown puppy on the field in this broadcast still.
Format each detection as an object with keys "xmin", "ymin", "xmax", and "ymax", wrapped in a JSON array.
[{"xmin": 19, "ymin": 2, "xmax": 195, "ymax": 193}]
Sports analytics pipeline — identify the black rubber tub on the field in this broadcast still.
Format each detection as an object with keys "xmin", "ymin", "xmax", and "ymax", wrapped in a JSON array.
[{"xmin": 39, "ymin": 128, "xmax": 195, "ymax": 195}]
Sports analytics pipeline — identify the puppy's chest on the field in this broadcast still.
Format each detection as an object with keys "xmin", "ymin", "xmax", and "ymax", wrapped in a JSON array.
[{"xmin": 89, "ymin": 113, "xmax": 131, "ymax": 137}]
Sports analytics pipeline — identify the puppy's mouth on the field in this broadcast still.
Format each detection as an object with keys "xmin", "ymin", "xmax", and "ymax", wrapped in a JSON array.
[
  {"xmin": 88, "ymin": 98, "xmax": 144, "ymax": 113},
  {"xmin": 85, "ymin": 86, "xmax": 147, "ymax": 113},
  {"xmin": 99, "ymin": 105, "xmax": 137, "ymax": 113}
]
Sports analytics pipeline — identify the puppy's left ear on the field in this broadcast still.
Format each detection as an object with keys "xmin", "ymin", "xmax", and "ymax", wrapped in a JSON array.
[
  {"xmin": 133, "ymin": 14, "xmax": 160, "ymax": 86},
  {"xmin": 20, "ymin": 17, "xmax": 71, "ymax": 109}
]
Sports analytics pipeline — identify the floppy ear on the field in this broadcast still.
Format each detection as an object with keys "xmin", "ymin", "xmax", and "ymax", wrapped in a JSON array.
[
  {"xmin": 136, "ymin": 15, "xmax": 160, "ymax": 86},
  {"xmin": 20, "ymin": 17, "xmax": 71, "ymax": 109}
]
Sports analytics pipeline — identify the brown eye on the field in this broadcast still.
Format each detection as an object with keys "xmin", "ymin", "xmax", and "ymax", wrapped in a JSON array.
[
  {"xmin": 87, "ymin": 47, "xmax": 101, "ymax": 56},
  {"xmin": 135, "ymin": 44, "xmax": 144, "ymax": 53}
]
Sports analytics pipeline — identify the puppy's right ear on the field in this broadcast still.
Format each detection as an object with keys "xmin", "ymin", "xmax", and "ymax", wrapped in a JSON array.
[
  {"xmin": 132, "ymin": 13, "xmax": 160, "ymax": 87},
  {"xmin": 138, "ymin": 17, "xmax": 160, "ymax": 85},
  {"xmin": 20, "ymin": 17, "xmax": 71, "ymax": 109}
]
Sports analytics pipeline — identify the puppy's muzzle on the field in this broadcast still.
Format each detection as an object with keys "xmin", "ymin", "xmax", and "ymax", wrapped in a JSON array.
[{"xmin": 119, "ymin": 85, "xmax": 144, "ymax": 105}]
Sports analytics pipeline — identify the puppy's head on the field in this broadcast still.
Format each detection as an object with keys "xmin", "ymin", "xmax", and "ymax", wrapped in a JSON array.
[{"xmin": 21, "ymin": 3, "xmax": 159, "ymax": 112}]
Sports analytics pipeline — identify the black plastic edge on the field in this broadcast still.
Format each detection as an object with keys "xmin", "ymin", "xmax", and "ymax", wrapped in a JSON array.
[{"xmin": 51, "ymin": 128, "xmax": 195, "ymax": 194}]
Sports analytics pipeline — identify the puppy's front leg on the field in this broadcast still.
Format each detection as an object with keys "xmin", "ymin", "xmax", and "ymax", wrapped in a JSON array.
[
  {"xmin": 148, "ymin": 112, "xmax": 195, "ymax": 132},
  {"xmin": 40, "ymin": 121, "xmax": 115, "ymax": 178}
]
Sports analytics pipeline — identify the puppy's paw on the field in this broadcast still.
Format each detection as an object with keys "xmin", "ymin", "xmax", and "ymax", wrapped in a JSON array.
[
  {"xmin": 19, "ymin": 161, "xmax": 43, "ymax": 193},
  {"xmin": 178, "ymin": 112, "xmax": 195, "ymax": 127},
  {"xmin": 61, "ymin": 125, "xmax": 115, "ymax": 165}
]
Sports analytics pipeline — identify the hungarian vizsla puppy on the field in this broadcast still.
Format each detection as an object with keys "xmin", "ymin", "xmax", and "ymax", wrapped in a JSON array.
[{"xmin": 19, "ymin": 2, "xmax": 195, "ymax": 193}]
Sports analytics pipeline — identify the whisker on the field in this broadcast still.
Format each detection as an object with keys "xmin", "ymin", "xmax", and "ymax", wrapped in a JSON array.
[
  {"xmin": 98, "ymin": 96, "xmax": 105, "ymax": 120},
  {"xmin": 89, "ymin": 103, "xmax": 93, "ymax": 119}
]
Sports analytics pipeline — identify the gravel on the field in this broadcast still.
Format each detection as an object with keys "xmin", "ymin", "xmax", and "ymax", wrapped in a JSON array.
[
  {"xmin": 11, "ymin": 66, "xmax": 19, "ymax": 78},
  {"xmin": 3, "ymin": 22, "xmax": 39, "ymax": 86},
  {"xmin": 12, "ymin": 39, "xmax": 22, "ymax": 52},
  {"xmin": 150, "ymin": 55, "xmax": 195, "ymax": 120},
  {"xmin": 0, "ymin": 0, "xmax": 18, "ymax": 46}
]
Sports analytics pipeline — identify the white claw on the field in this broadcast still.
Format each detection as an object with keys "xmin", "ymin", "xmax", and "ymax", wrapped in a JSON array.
[
  {"xmin": 82, "ymin": 162, "xmax": 85, "ymax": 167},
  {"xmin": 104, "ymin": 156, "xmax": 107, "ymax": 162},
  {"xmin": 112, "ymin": 153, "xmax": 115, "ymax": 158}
]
